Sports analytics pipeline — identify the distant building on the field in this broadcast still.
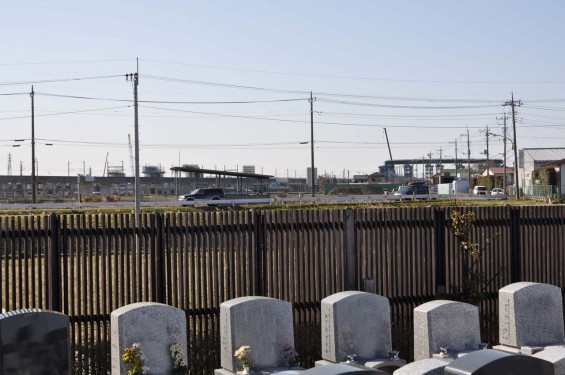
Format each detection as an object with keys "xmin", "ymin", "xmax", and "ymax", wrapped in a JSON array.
[
  {"xmin": 142, "ymin": 165, "xmax": 165, "ymax": 178},
  {"xmin": 519, "ymin": 148, "xmax": 565, "ymax": 189},
  {"xmin": 352, "ymin": 172, "xmax": 386, "ymax": 184},
  {"xmin": 306, "ymin": 167, "xmax": 318, "ymax": 188},
  {"xmin": 181, "ymin": 164, "xmax": 200, "ymax": 177},
  {"xmin": 481, "ymin": 166, "xmax": 514, "ymax": 185},
  {"xmin": 242, "ymin": 165, "xmax": 255, "ymax": 174}
]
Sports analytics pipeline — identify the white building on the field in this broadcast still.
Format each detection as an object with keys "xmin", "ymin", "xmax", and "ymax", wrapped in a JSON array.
[{"xmin": 519, "ymin": 148, "xmax": 565, "ymax": 189}]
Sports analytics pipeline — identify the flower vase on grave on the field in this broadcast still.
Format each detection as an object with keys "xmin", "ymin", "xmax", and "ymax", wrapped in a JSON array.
[{"xmin": 242, "ymin": 366, "xmax": 250, "ymax": 374}]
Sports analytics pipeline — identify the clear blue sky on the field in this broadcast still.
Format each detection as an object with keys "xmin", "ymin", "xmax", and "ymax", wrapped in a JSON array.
[{"xmin": 1, "ymin": 1, "xmax": 564, "ymax": 178}]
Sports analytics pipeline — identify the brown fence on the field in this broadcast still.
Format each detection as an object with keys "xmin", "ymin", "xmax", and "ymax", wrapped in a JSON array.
[{"xmin": 1, "ymin": 206, "xmax": 565, "ymax": 374}]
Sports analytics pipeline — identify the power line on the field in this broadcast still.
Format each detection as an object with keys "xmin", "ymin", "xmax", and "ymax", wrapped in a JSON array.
[
  {"xmin": 139, "ymin": 105, "xmax": 506, "ymax": 129},
  {"xmin": 0, "ymin": 106, "xmax": 131, "ymax": 121},
  {"xmin": 0, "ymin": 74, "xmax": 124, "ymax": 86},
  {"xmin": 143, "ymin": 74, "xmax": 310, "ymax": 94},
  {"xmin": 140, "ymin": 58, "xmax": 565, "ymax": 84},
  {"xmin": 0, "ymin": 58, "xmax": 134, "ymax": 66},
  {"xmin": 37, "ymin": 92, "xmax": 307, "ymax": 104},
  {"xmin": 317, "ymin": 97, "xmax": 502, "ymax": 109}
]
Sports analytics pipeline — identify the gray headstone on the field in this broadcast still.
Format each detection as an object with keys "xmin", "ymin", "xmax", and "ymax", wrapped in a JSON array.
[
  {"xmin": 110, "ymin": 302, "xmax": 187, "ymax": 375},
  {"xmin": 0, "ymin": 309, "xmax": 70, "ymax": 375},
  {"xmin": 393, "ymin": 359, "xmax": 447, "ymax": 375},
  {"xmin": 533, "ymin": 348, "xmax": 565, "ymax": 375},
  {"xmin": 413, "ymin": 300, "xmax": 480, "ymax": 361},
  {"xmin": 321, "ymin": 291, "xmax": 392, "ymax": 363},
  {"xmin": 219, "ymin": 296, "xmax": 294, "ymax": 372},
  {"xmin": 499, "ymin": 282, "xmax": 565, "ymax": 348},
  {"xmin": 444, "ymin": 348, "xmax": 554, "ymax": 375}
]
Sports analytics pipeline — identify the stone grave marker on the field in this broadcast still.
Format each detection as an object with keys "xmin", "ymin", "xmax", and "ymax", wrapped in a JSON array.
[
  {"xmin": 0, "ymin": 309, "xmax": 70, "ymax": 375},
  {"xmin": 392, "ymin": 359, "xmax": 448, "ymax": 375},
  {"xmin": 444, "ymin": 348, "xmax": 554, "ymax": 375},
  {"xmin": 111, "ymin": 302, "xmax": 188, "ymax": 375},
  {"xmin": 215, "ymin": 296, "xmax": 295, "ymax": 374},
  {"xmin": 316, "ymin": 291, "xmax": 404, "ymax": 372},
  {"xmin": 413, "ymin": 300, "xmax": 481, "ymax": 361},
  {"xmin": 494, "ymin": 282, "xmax": 565, "ymax": 354},
  {"xmin": 533, "ymin": 348, "xmax": 565, "ymax": 375}
]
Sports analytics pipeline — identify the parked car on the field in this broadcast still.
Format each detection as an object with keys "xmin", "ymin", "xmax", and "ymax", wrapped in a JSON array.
[
  {"xmin": 473, "ymin": 185, "xmax": 488, "ymax": 195},
  {"xmin": 491, "ymin": 188, "xmax": 505, "ymax": 196},
  {"xmin": 178, "ymin": 188, "xmax": 225, "ymax": 201},
  {"xmin": 394, "ymin": 183, "xmax": 430, "ymax": 196}
]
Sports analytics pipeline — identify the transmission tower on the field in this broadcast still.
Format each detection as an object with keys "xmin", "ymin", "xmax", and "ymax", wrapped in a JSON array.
[{"xmin": 128, "ymin": 134, "xmax": 135, "ymax": 177}]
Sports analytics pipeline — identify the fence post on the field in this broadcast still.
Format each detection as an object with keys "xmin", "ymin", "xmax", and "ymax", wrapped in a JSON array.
[
  {"xmin": 47, "ymin": 213, "xmax": 61, "ymax": 312},
  {"xmin": 251, "ymin": 210, "xmax": 265, "ymax": 296},
  {"xmin": 510, "ymin": 207, "xmax": 521, "ymax": 283},
  {"xmin": 344, "ymin": 208, "xmax": 357, "ymax": 290},
  {"xmin": 434, "ymin": 208, "xmax": 446, "ymax": 296},
  {"xmin": 154, "ymin": 213, "xmax": 166, "ymax": 303}
]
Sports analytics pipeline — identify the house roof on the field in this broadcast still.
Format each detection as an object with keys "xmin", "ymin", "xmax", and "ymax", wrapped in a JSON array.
[
  {"xmin": 523, "ymin": 148, "xmax": 565, "ymax": 161},
  {"xmin": 487, "ymin": 167, "xmax": 514, "ymax": 174}
]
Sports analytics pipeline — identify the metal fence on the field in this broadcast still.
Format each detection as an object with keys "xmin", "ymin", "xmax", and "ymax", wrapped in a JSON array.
[{"xmin": 1, "ymin": 206, "xmax": 565, "ymax": 374}]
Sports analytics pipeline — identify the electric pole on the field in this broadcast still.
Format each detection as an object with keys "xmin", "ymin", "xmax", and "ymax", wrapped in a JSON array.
[
  {"xmin": 435, "ymin": 147, "xmax": 443, "ymax": 184},
  {"xmin": 461, "ymin": 129, "xmax": 471, "ymax": 193},
  {"xmin": 496, "ymin": 114, "xmax": 508, "ymax": 194},
  {"xmin": 30, "ymin": 86, "xmax": 36, "ymax": 203},
  {"xmin": 126, "ymin": 59, "xmax": 141, "ymax": 221},
  {"xmin": 504, "ymin": 93, "xmax": 522, "ymax": 199},
  {"xmin": 503, "ymin": 114, "xmax": 507, "ymax": 193},
  {"xmin": 309, "ymin": 92, "xmax": 316, "ymax": 197},
  {"xmin": 453, "ymin": 139, "xmax": 458, "ymax": 182},
  {"xmin": 481, "ymin": 125, "xmax": 495, "ymax": 176}
]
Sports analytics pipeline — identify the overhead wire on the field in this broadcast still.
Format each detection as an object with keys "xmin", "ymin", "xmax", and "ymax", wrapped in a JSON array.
[
  {"xmin": 0, "ymin": 106, "xmax": 131, "ymax": 121},
  {"xmin": 0, "ymin": 74, "xmax": 124, "ymax": 86},
  {"xmin": 140, "ymin": 58, "xmax": 565, "ymax": 84}
]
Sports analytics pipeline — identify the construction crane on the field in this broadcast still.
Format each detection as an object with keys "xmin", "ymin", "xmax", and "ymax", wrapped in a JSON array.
[
  {"xmin": 383, "ymin": 128, "xmax": 396, "ymax": 178},
  {"xmin": 128, "ymin": 134, "xmax": 135, "ymax": 177},
  {"xmin": 103, "ymin": 152, "xmax": 109, "ymax": 177}
]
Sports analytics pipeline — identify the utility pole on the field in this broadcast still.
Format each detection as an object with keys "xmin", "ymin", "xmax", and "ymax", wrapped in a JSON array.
[
  {"xmin": 503, "ymin": 114, "xmax": 508, "ymax": 193},
  {"xmin": 309, "ymin": 91, "xmax": 316, "ymax": 197},
  {"xmin": 436, "ymin": 147, "xmax": 443, "ymax": 184},
  {"xmin": 453, "ymin": 139, "xmax": 458, "ymax": 182},
  {"xmin": 126, "ymin": 59, "xmax": 141, "ymax": 221},
  {"xmin": 504, "ymin": 93, "xmax": 522, "ymax": 199},
  {"xmin": 481, "ymin": 125, "xmax": 494, "ymax": 176},
  {"xmin": 31, "ymin": 86, "xmax": 36, "ymax": 203},
  {"xmin": 427, "ymin": 151, "xmax": 433, "ymax": 181},
  {"xmin": 496, "ymin": 114, "xmax": 508, "ymax": 193},
  {"xmin": 461, "ymin": 129, "xmax": 471, "ymax": 192}
]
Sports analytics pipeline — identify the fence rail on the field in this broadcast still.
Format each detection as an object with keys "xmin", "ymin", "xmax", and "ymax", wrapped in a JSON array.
[{"xmin": 1, "ymin": 206, "xmax": 565, "ymax": 374}]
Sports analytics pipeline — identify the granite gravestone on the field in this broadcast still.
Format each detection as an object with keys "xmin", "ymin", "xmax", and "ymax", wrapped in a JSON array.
[
  {"xmin": 413, "ymin": 300, "xmax": 481, "ymax": 361},
  {"xmin": 215, "ymin": 296, "xmax": 295, "ymax": 374},
  {"xmin": 0, "ymin": 309, "xmax": 70, "ymax": 375},
  {"xmin": 495, "ymin": 282, "xmax": 565, "ymax": 354},
  {"xmin": 110, "ymin": 302, "xmax": 188, "ymax": 375},
  {"xmin": 533, "ymin": 348, "xmax": 565, "ymax": 375},
  {"xmin": 316, "ymin": 291, "xmax": 403, "ymax": 372},
  {"xmin": 392, "ymin": 359, "xmax": 448, "ymax": 375},
  {"xmin": 444, "ymin": 349, "xmax": 554, "ymax": 375}
]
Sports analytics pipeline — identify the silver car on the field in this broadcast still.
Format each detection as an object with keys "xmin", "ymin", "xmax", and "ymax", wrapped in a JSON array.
[{"xmin": 491, "ymin": 188, "xmax": 505, "ymax": 196}]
